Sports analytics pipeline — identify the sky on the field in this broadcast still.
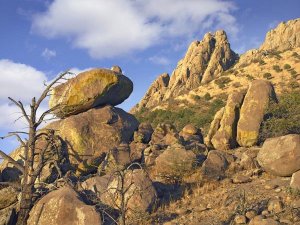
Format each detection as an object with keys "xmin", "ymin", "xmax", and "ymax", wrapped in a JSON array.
[{"xmin": 0, "ymin": 0, "xmax": 299, "ymax": 153}]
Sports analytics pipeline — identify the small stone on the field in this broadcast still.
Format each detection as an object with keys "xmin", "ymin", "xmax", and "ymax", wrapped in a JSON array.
[
  {"xmin": 234, "ymin": 215, "xmax": 247, "ymax": 224},
  {"xmin": 292, "ymin": 199, "xmax": 300, "ymax": 208},
  {"xmin": 245, "ymin": 210, "xmax": 257, "ymax": 219},
  {"xmin": 291, "ymin": 170, "xmax": 300, "ymax": 190},
  {"xmin": 264, "ymin": 184, "xmax": 278, "ymax": 190},
  {"xmin": 232, "ymin": 174, "xmax": 251, "ymax": 184},
  {"xmin": 261, "ymin": 210, "xmax": 269, "ymax": 216},
  {"xmin": 275, "ymin": 188, "xmax": 282, "ymax": 193},
  {"xmin": 268, "ymin": 199, "xmax": 284, "ymax": 213}
]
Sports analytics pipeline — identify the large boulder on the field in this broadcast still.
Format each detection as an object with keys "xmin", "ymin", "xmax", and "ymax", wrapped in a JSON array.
[
  {"xmin": 237, "ymin": 80, "xmax": 277, "ymax": 147},
  {"xmin": 204, "ymin": 107, "xmax": 225, "ymax": 148},
  {"xmin": 49, "ymin": 68, "xmax": 133, "ymax": 118},
  {"xmin": 46, "ymin": 105, "xmax": 139, "ymax": 174},
  {"xmin": 201, "ymin": 150, "xmax": 231, "ymax": 180},
  {"xmin": 100, "ymin": 169, "xmax": 157, "ymax": 217},
  {"xmin": 151, "ymin": 144, "xmax": 197, "ymax": 183},
  {"xmin": 180, "ymin": 124, "xmax": 203, "ymax": 145},
  {"xmin": 257, "ymin": 134, "xmax": 300, "ymax": 176},
  {"xmin": 211, "ymin": 91, "xmax": 245, "ymax": 150},
  {"xmin": 27, "ymin": 186, "xmax": 102, "ymax": 225},
  {"xmin": 133, "ymin": 122, "xmax": 154, "ymax": 144}
]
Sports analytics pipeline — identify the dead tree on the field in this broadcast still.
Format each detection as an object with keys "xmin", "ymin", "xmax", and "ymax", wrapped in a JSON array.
[{"xmin": 0, "ymin": 71, "xmax": 72, "ymax": 225}]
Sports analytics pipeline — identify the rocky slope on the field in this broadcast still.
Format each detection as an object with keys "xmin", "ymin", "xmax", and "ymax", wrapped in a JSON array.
[
  {"xmin": 0, "ymin": 18, "xmax": 300, "ymax": 225},
  {"xmin": 132, "ymin": 18, "xmax": 300, "ymax": 114}
]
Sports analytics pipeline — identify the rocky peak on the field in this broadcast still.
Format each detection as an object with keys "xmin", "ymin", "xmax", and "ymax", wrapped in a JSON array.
[
  {"xmin": 260, "ymin": 18, "xmax": 300, "ymax": 51},
  {"xmin": 130, "ymin": 73, "xmax": 170, "ymax": 113}
]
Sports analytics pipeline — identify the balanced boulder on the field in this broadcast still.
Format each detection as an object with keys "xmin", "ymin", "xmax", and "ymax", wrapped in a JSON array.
[
  {"xmin": 257, "ymin": 134, "xmax": 300, "ymax": 176},
  {"xmin": 27, "ymin": 186, "xmax": 101, "ymax": 225},
  {"xmin": 237, "ymin": 80, "xmax": 277, "ymax": 147},
  {"xmin": 49, "ymin": 68, "xmax": 133, "ymax": 118}
]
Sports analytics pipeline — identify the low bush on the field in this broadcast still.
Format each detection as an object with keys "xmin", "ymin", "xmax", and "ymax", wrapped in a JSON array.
[
  {"xmin": 259, "ymin": 91, "xmax": 300, "ymax": 143},
  {"xmin": 272, "ymin": 65, "xmax": 282, "ymax": 72},
  {"xmin": 263, "ymin": 72, "xmax": 272, "ymax": 80},
  {"xmin": 283, "ymin": 64, "xmax": 291, "ymax": 70},
  {"xmin": 214, "ymin": 77, "xmax": 232, "ymax": 89}
]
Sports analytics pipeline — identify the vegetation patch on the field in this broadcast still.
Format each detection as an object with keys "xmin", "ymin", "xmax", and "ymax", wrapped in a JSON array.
[{"xmin": 259, "ymin": 91, "xmax": 300, "ymax": 143}]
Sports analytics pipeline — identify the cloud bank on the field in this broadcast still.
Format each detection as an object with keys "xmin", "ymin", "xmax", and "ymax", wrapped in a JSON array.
[{"xmin": 32, "ymin": 0, "xmax": 238, "ymax": 58}]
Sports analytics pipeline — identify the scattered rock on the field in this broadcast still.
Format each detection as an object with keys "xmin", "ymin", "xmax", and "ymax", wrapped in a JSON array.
[
  {"xmin": 201, "ymin": 150, "xmax": 229, "ymax": 180},
  {"xmin": 49, "ymin": 68, "xmax": 133, "ymax": 118},
  {"xmin": 245, "ymin": 210, "xmax": 257, "ymax": 219},
  {"xmin": 133, "ymin": 122, "xmax": 153, "ymax": 144},
  {"xmin": 180, "ymin": 124, "xmax": 203, "ymax": 145},
  {"xmin": 232, "ymin": 174, "xmax": 251, "ymax": 184},
  {"xmin": 234, "ymin": 215, "xmax": 247, "ymax": 224},
  {"xmin": 27, "ymin": 186, "xmax": 102, "ymax": 225},
  {"xmin": 257, "ymin": 134, "xmax": 300, "ymax": 176},
  {"xmin": 151, "ymin": 144, "xmax": 197, "ymax": 183},
  {"xmin": 237, "ymin": 80, "xmax": 277, "ymax": 147},
  {"xmin": 290, "ymin": 170, "xmax": 300, "ymax": 190},
  {"xmin": 249, "ymin": 216, "xmax": 279, "ymax": 225},
  {"xmin": 150, "ymin": 123, "xmax": 182, "ymax": 147},
  {"xmin": 268, "ymin": 198, "xmax": 284, "ymax": 213},
  {"xmin": 100, "ymin": 169, "xmax": 157, "ymax": 217}
]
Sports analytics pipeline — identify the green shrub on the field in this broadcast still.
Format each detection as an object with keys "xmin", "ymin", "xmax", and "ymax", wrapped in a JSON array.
[
  {"xmin": 289, "ymin": 69, "xmax": 298, "ymax": 78},
  {"xmin": 135, "ymin": 99, "xmax": 225, "ymax": 131},
  {"xmin": 292, "ymin": 52, "xmax": 300, "ymax": 59},
  {"xmin": 192, "ymin": 95, "xmax": 201, "ymax": 101},
  {"xmin": 288, "ymin": 81, "xmax": 300, "ymax": 89},
  {"xmin": 263, "ymin": 73, "xmax": 273, "ymax": 80},
  {"xmin": 283, "ymin": 64, "xmax": 291, "ymax": 70},
  {"xmin": 246, "ymin": 74, "xmax": 255, "ymax": 81},
  {"xmin": 259, "ymin": 91, "xmax": 300, "ymax": 143},
  {"xmin": 259, "ymin": 60, "xmax": 266, "ymax": 65},
  {"xmin": 203, "ymin": 93, "xmax": 212, "ymax": 101},
  {"xmin": 215, "ymin": 77, "xmax": 232, "ymax": 89},
  {"xmin": 272, "ymin": 65, "xmax": 282, "ymax": 72}
]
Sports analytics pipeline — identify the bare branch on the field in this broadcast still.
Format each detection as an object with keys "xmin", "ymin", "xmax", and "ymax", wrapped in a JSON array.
[
  {"xmin": 8, "ymin": 97, "xmax": 30, "ymax": 123},
  {"xmin": 0, "ymin": 149, "xmax": 24, "ymax": 173},
  {"xmin": 1, "ymin": 133, "xmax": 26, "ymax": 147}
]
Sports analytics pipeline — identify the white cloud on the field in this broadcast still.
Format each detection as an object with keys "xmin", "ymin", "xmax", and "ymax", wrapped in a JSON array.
[
  {"xmin": 32, "ymin": 0, "xmax": 238, "ymax": 58},
  {"xmin": 42, "ymin": 48, "xmax": 56, "ymax": 59},
  {"xmin": 0, "ymin": 59, "xmax": 47, "ymax": 103},
  {"xmin": 149, "ymin": 55, "xmax": 170, "ymax": 66}
]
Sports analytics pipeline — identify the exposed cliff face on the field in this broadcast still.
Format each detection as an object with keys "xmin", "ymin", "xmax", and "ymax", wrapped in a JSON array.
[
  {"xmin": 132, "ymin": 30, "xmax": 237, "ymax": 113},
  {"xmin": 165, "ymin": 30, "xmax": 237, "ymax": 99},
  {"xmin": 260, "ymin": 18, "xmax": 300, "ymax": 51},
  {"xmin": 131, "ymin": 73, "xmax": 170, "ymax": 113}
]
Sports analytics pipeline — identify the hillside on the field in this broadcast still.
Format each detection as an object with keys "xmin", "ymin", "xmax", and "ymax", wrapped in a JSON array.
[{"xmin": 0, "ymin": 18, "xmax": 300, "ymax": 225}]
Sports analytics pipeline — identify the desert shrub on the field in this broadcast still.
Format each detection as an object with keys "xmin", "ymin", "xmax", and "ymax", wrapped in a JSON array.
[
  {"xmin": 263, "ymin": 73, "xmax": 273, "ymax": 80},
  {"xmin": 292, "ymin": 52, "xmax": 300, "ymax": 59},
  {"xmin": 259, "ymin": 59, "xmax": 266, "ymax": 65},
  {"xmin": 283, "ymin": 64, "xmax": 291, "ymax": 70},
  {"xmin": 288, "ymin": 81, "xmax": 300, "ymax": 89},
  {"xmin": 233, "ymin": 70, "xmax": 239, "ymax": 76},
  {"xmin": 259, "ymin": 91, "xmax": 300, "ymax": 143},
  {"xmin": 214, "ymin": 77, "xmax": 232, "ymax": 89},
  {"xmin": 269, "ymin": 50, "xmax": 282, "ymax": 59},
  {"xmin": 192, "ymin": 95, "xmax": 201, "ymax": 101},
  {"xmin": 246, "ymin": 74, "xmax": 255, "ymax": 81},
  {"xmin": 289, "ymin": 69, "xmax": 298, "ymax": 78},
  {"xmin": 272, "ymin": 65, "xmax": 282, "ymax": 72},
  {"xmin": 203, "ymin": 93, "xmax": 212, "ymax": 101}
]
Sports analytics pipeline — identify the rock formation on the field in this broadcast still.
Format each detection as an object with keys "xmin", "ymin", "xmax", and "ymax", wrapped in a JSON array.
[
  {"xmin": 131, "ymin": 30, "xmax": 237, "ymax": 112},
  {"xmin": 237, "ymin": 80, "xmax": 277, "ymax": 147},
  {"xmin": 260, "ymin": 18, "xmax": 300, "ymax": 51},
  {"xmin": 50, "ymin": 68, "xmax": 133, "ymax": 118}
]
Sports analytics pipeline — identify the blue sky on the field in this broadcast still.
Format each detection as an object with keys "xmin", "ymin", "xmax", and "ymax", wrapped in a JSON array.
[{"xmin": 0, "ymin": 0, "xmax": 299, "ymax": 153}]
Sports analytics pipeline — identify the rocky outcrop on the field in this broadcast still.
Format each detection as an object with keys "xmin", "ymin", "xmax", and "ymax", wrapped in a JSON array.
[
  {"xmin": 49, "ymin": 68, "xmax": 133, "ymax": 118},
  {"xmin": 131, "ymin": 30, "xmax": 237, "ymax": 112},
  {"xmin": 205, "ymin": 107, "xmax": 225, "ymax": 148},
  {"xmin": 27, "ymin": 186, "xmax": 102, "ymax": 225},
  {"xmin": 237, "ymin": 80, "xmax": 277, "ymax": 147},
  {"xmin": 133, "ymin": 122, "xmax": 154, "ymax": 144},
  {"xmin": 46, "ymin": 105, "xmax": 138, "ymax": 174},
  {"xmin": 211, "ymin": 91, "xmax": 245, "ymax": 150},
  {"xmin": 165, "ymin": 30, "xmax": 237, "ymax": 98},
  {"xmin": 131, "ymin": 73, "xmax": 170, "ymax": 112},
  {"xmin": 257, "ymin": 134, "xmax": 300, "ymax": 177},
  {"xmin": 260, "ymin": 18, "xmax": 300, "ymax": 52}
]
